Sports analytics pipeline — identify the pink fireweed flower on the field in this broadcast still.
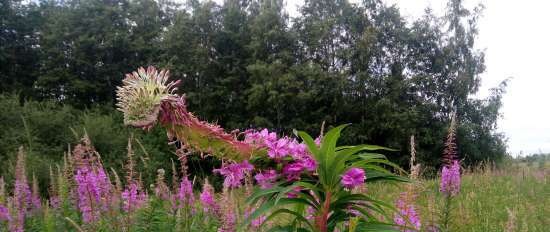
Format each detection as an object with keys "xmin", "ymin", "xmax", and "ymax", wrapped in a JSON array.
[
  {"xmin": 74, "ymin": 166, "xmax": 112, "ymax": 223},
  {"xmin": 251, "ymin": 215, "xmax": 266, "ymax": 228},
  {"xmin": 254, "ymin": 169, "xmax": 278, "ymax": 189},
  {"xmin": 12, "ymin": 148, "xmax": 31, "ymax": 231},
  {"xmin": 440, "ymin": 160, "xmax": 461, "ymax": 196},
  {"xmin": 214, "ymin": 160, "xmax": 254, "ymax": 188},
  {"xmin": 175, "ymin": 177, "xmax": 194, "ymax": 209},
  {"xmin": 394, "ymin": 194, "xmax": 421, "ymax": 231},
  {"xmin": 244, "ymin": 128, "xmax": 278, "ymax": 147},
  {"xmin": 282, "ymin": 162, "xmax": 305, "ymax": 181},
  {"xmin": 218, "ymin": 212, "xmax": 236, "ymax": 232},
  {"xmin": 288, "ymin": 140, "xmax": 308, "ymax": 159},
  {"xmin": 200, "ymin": 180, "xmax": 219, "ymax": 214},
  {"xmin": 121, "ymin": 183, "xmax": 147, "ymax": 212},
  {"xmin": 0, "ymin": 204, "xmax": 10, "ymax": 221},
  {"xmin": 49, "ymin": 196, "xmax": 60, "ymax": 209},
  {"xmin": 341, "ymin": 168, "xmax": 366, "ymax": 189},
  {"xmin": 297, "ymin": 156, "xmax": 317, "ymax": 172},
  {"xmin": 218, "ymin": 187, "xmax": 237, "ymax": 232},
  {"xmin": 245, "ymin": 207, "xmax": 266, "ymax": 228},
  {"xmin": 267, "ymin": 137, "xmax": 291, "ymax": 159}
]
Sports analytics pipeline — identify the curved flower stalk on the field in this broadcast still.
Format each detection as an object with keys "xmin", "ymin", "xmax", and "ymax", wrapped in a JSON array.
[
  {"xmin": 116, "ymin": 66, "xmax": 256, "ymax": 161},
  {"xmin": 243, "ymin": 125, "xmax": 407, "ymax": 232}
]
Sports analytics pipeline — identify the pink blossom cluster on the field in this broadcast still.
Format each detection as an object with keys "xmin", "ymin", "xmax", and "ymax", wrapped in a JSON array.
[
  {"xmin": 174, "ymin": 177, "xmax": 194, "ymax": 209},
  {"xmin": 199, "ymin": 181, "xmax": 219, "ymax": 214},
  {"xmin": 254, "ymin": 169, "xmax": 278, "ymax": 189},
  {"xmin": 394, "ymin": 193, "xmax": 421, "ymax": 231},
  {"xmin": 0, "ymin": 204, "xmax": 10, "ymax": 222},
  {"xmin": 121, "ymin": 183, "xmax": 147, "ymax": 212},
  {"xmin": 440, "ymin": 160, "xmax": 461, "ymax": 196},
  {"xmin": 214, "ymin": 161, "xmax": 254, "ymax": 188},
  {"xmin": 341, "ymin": 168, "xmax": 365, "ymax": 189},
  {"xmin": 74, "ymin": 166, "xmax": 112, "ymax": 223},
  {"xmin": 244, "ymin": 207, "xmax": 266, "ymax": 228},
  {"xmin": 242, "ymin": 128, "xmax": 319, "ymax": 183}
]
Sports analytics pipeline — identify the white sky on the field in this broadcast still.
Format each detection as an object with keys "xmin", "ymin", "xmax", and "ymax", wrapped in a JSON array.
[{"xmin": 282, "ymin": 0, "xmax": 550, "ymax": 156}]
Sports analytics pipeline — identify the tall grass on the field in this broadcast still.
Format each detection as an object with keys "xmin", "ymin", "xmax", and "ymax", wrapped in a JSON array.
[{"xmin": 369, "ymin": 163, "xmax": 549, "ymax": 231}]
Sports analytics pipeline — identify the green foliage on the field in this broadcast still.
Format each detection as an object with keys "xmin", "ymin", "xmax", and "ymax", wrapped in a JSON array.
[{"xmin": 0, "ymin": 94, "xmax": 200, "ymax": 193}]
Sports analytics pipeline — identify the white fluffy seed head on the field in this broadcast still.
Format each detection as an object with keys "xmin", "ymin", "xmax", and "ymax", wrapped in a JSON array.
[{"xmin": 116, "ymin": 66, "xmax": 179, "ymax": 128}]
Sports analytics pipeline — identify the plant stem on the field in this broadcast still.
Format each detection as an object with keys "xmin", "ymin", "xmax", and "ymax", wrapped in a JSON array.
[{"xmin": 441, "ymin": 194, "xmax": 452, "ymax": 232}]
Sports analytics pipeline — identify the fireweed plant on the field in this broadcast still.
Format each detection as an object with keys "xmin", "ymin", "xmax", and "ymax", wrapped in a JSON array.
[
  {"xmin": 243, "ymin": 125, "xmax": 407, "ymax": 232},
  {"xmin": 438, "ymin": 114, "xmax": 462, "ymax": 232}
]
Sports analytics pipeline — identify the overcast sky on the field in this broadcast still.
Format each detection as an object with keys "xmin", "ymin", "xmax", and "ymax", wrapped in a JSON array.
[{"xmin": 282, "ymin": 0, "xmax": 550, "ymax": 156}]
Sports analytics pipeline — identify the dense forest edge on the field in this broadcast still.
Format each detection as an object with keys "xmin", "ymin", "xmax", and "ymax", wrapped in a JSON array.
[{"xmin": 1, "ymin": 0, "xmax": 509, "ymax": 189}]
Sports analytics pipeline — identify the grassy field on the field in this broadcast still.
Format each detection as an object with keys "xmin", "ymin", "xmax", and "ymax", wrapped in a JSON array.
[{"xmin": 369, "ymin": 163, "xmax": 549, "ymax": 231}]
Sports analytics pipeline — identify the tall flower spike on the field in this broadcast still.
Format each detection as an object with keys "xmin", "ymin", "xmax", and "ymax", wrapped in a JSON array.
[
  {"xmin": 125, "ymin": 136, "xmax": 136, "ymax": 184},
  {"xmin": 442, "ymin": 113, "xmax": 457, "ymax": 166},
  {"xmin": 116, "ymin": 66, "xmax": 257, "ymax": 161},
  {"xmin": 13, "ymin": 147, "xmax": 31, "ymax": 230},
  {"xmin": 200, "ymin": 179, "xmax": 219, "ymax": 215},
  {"xmin": 440, "ymin": 160, "xmax": 461, "ymax": 196}
]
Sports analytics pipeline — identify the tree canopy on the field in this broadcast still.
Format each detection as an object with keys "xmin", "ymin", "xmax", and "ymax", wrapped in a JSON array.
[{"xmin": 0, "ymin": 0, "xmax": 508, "ymax": 169}]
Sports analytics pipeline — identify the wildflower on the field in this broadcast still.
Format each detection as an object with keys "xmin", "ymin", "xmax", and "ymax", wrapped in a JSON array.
[
  {"xmin": 245, "ymin": 207, "xmax": 266, "ymax": 228},
  {"xmin": 12, "ymin": 147, "xmax": 31, "ymax": 230},
  {"xmin": 121, "ymin": 183, "xmax": 146, "ymax": 212},
  {"xmin": 341, "ymin": 168, "xmax": 365, "ymax": 189},
  {"xmin": 254, "ymin": 170, "xmax": 278, "ymax": 189},
  {"xmin": 251, "ymin": 215, "xmax": 266, "ymax": 228},
  {"xmin": 214, "ymin": 160, "xmax": 254, "ymax": 188},
  {"xmin": 175, "ymin": 177, "xmax": 194, "ymax": 209},
  {"xmin": 282, "ymin": 162, "xmax": 305, "ymax": 181},
  {"xmin": 200, "ymin": 180, "xmax": 219, "ymax": 214},
  {"xmin": 75, "ymin": 167, "xmax": 102, "ymax": 223},
  {"xmin": 298, "ymin": 156, "xmax": 317, "ymax": 172},
  {"xmin": 267, "ymin": 137, "xmax": 291, "ymax": 159},
  {"xmin": 49, "ymin": 196, "xmax": 60, "ymax": 209},
  {"xmin": 244, "ymin": 128, "xmax": 277, "ymax": 147},
  {"xmin": 288, "ymin": 140, "xmax": 308, "ymax": 159},
  {"xmin": 218, "ymin": 188, "xmax": 236, "ymax": 232},
  {"xmin": 0, "ymin": 204, "xmax": 10, "ymax": 221},
  {"xmin": 394, "ymin": 193, "xmax": 421, "ymax": 231},
  {"xmin": 440, "ymin": 160, "xmax": 461, "ymax": 196}
]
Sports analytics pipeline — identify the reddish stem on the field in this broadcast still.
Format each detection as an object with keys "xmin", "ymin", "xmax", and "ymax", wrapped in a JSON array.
[{"xmin": 315, "ymin": 191, "xmax": 331, "ymax": 232}]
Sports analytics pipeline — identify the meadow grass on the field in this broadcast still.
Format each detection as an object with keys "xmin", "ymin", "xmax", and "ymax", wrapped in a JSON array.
[{"xmin": 369, "ymin": 163, "xmax": 549, "ymax": 231}]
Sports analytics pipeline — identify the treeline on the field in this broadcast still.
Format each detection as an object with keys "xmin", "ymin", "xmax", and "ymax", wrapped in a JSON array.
[{"xmin": 1, "ymin": 0, "xmax": 507, "ymax": 171}]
